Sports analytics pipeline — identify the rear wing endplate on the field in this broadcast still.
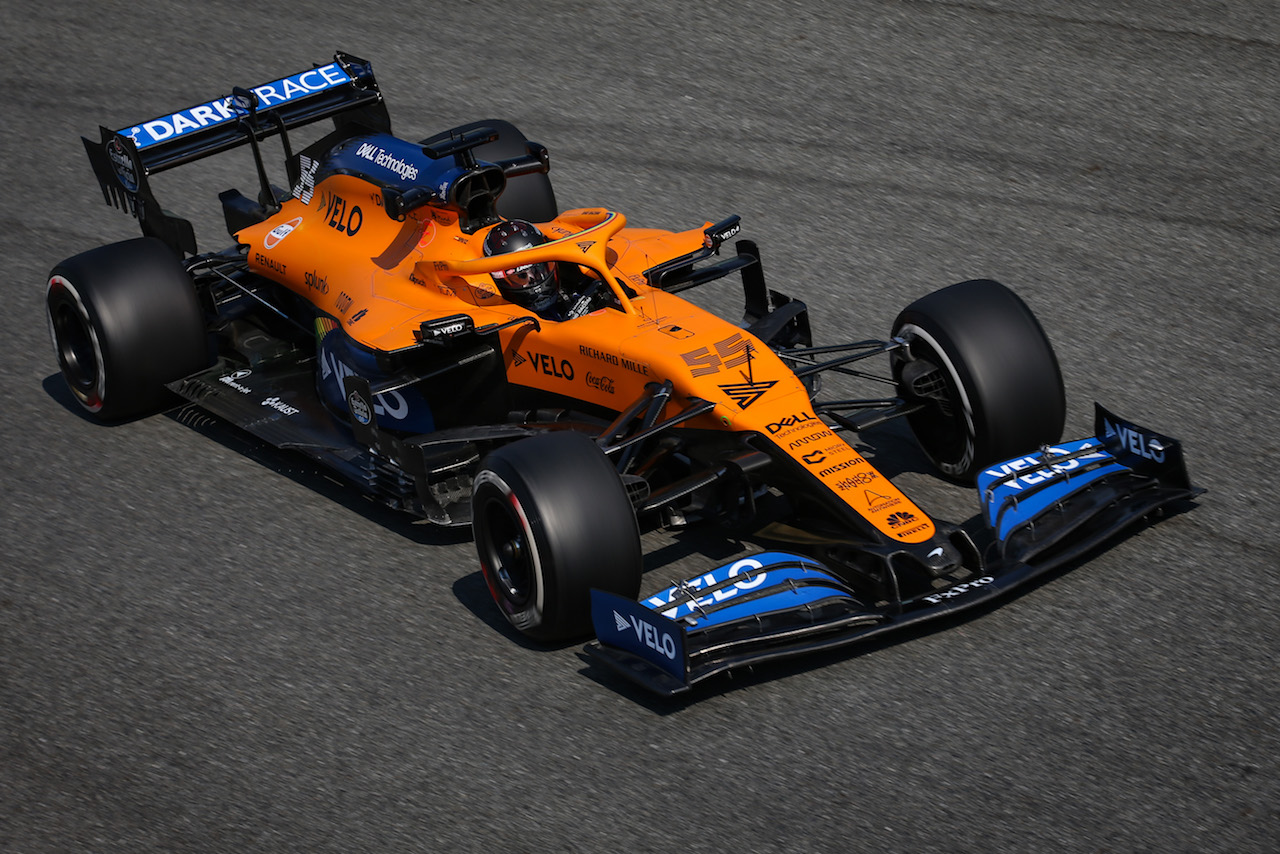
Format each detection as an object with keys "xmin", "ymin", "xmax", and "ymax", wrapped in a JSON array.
[{"xmin": 82, "ymin": 51, "xmax": 389, "ymax": 255}]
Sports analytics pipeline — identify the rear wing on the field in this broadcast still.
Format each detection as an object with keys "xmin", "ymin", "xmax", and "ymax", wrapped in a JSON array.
[{"xmin": 82, "ymin": 51, "xmax": 390, "ymax": 255}]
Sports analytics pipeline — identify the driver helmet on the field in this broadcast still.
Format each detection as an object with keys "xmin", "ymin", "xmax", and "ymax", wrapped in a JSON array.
[{"xmin": 482, "ymin": 220, "xmax": 560, "ymax": 312}]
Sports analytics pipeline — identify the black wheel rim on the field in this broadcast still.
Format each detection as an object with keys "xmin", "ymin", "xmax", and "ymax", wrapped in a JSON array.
[
  {"xmin": 51, "ymin": 299, "xmax": 100, "ymax": 399},
  {"xmin": 478, "ymin": 496, "xmax": 533, "ymax": 607},
  {"xmin": 897, "ymin": 341, "xmax": 971, "ymax": 469}
]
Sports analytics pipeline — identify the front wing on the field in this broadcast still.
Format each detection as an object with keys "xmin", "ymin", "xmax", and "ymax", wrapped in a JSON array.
[{"xmin": 584, "ymin": 404, "xmax": 1200, "ymax": 695}]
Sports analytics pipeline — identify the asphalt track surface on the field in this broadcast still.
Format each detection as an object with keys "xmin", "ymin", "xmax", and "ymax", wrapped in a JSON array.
[{"xmin": 3, "ymin": 2, "xmax": 1277, "ymax": 852}]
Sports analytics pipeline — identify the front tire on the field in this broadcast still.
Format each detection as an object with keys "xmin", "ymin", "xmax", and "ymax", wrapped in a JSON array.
[
  {"xmin": 472, "ymin": 431, "xmax": 642, "ymax": 641},
  {"xmin": 892, "ymin": 279, "xmax": 1065, "ymax": 482},
  {"xmin": 46, "ymin": 237, "xmax": 209, "ymax": 420}
]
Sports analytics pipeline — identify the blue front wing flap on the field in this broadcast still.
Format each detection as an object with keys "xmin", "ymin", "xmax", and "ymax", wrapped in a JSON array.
[
  {"xmin": 590, "ymin": 553, "xmax": 879, "ymax": 693},
  {"xmin": 585, "ymin": 404, "xmax": 1199, "ymax": 695},
  {"xmin": 976, "ymin": 403, "xmax": 1196, "ymax": 568}
]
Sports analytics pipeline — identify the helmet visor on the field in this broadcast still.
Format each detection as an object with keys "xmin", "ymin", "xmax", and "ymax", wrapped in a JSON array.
[{"xmin": 500, "ymin": 262, "xmax": 552, "ymax": 290}]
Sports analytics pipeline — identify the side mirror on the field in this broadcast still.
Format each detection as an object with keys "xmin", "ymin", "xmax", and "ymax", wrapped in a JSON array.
[
  {"xmin": 415, "ymin": 313, "xmax": 476, "ymax": 343},
  {"xmin": 703, "ymin": 215, "xmax": 742, "ymax": 252}
]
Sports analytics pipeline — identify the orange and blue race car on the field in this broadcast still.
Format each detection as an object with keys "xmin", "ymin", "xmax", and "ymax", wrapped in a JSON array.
[{"xmin": 48, "ymin": 53, "xmax": 1200, "ymax": 696}]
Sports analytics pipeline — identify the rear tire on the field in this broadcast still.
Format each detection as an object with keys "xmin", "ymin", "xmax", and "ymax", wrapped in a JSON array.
[
  {"xmin": 472, "ymin": 431, "xmax": 642, "ymax": 641},
  {"xmin": 892, "ymin": 279, "xmax": 1065, "ymax": 482},
  {"xmin": 421, "ymin": 119, "xmax": 558, "ymax": 223},
  {"xmin": 47, "ymin": 237, "xmax": 209, "ymax": 420}
]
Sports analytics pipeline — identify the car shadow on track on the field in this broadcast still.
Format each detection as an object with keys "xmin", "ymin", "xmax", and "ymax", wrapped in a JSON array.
[
  {"xmin": 160, "ymin": 403, "xmax": 473, "ymax": 550},
  {"xmin": 43, "ymin": 374, "xmax": 458, "ymax": 546}
]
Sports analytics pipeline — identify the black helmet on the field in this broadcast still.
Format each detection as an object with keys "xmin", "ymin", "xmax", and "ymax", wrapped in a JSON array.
[{"xmin": 482, "ymin": 220, "xmax": 560, "ymax": 312}]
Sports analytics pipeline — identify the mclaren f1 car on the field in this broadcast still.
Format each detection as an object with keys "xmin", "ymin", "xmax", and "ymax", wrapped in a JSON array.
[{"xmin": 47, "ymin": 53, "xmax": 1198, "ymax": 695}]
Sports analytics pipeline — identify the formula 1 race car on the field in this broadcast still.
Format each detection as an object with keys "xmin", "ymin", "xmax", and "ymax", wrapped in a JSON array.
[{"xmin": 48, "ymin": 53, "xmax": 1198, "ymax": 695}]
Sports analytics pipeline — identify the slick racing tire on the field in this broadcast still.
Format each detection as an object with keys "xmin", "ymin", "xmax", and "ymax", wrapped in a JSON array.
[
  {"xmin": 891, "ymin": 279, "xmax": 1065, "ymax": 483},
  {"xmin": 472, "ymin": 431, "xmax": 642, "ymax": 642},
  {"xmin": 47, "ymin": 237, "xmax": 209, "ymax": 421},
  {"xmin": 420, "ymin": 119, "xmax": 558, "ymax": 223}
]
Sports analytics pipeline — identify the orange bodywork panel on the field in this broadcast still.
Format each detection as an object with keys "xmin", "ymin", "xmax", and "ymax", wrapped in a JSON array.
[{"xmin": 237, "ymin": 179, "xmax": 934, "ymax": 543}]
